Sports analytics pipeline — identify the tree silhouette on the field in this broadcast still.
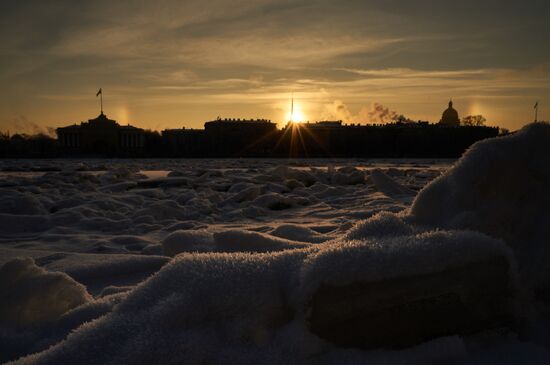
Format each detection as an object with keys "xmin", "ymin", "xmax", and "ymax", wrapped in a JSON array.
[
  {"xmin": 461, "ymin": 115, "xmax": 486, "ymax": 126},
  {"xmin": 499, "ymin": 127, "xmax": 510, "ymax": 135}
]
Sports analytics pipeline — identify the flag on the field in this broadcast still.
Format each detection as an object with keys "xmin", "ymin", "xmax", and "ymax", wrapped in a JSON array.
[
  {"xmin": 96, "ymin": 88, "xmax": 102, "ymax": 97},
  {"xmin": 534, "ymin": 101, "xmax": 538, "ymax": 109}
]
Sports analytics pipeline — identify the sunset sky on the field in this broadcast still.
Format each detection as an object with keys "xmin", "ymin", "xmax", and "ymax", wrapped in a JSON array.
[{"xmin": 1, "ymin": 0, "xmax": 549, "ymax": 135}]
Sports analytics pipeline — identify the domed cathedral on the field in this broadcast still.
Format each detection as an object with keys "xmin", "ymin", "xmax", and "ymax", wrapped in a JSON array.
[{"xmin": 439, "ymin": 100, "xmax": 460, "ymax": 126}]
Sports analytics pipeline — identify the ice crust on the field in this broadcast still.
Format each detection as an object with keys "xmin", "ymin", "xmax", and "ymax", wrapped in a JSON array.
[{"xmin": 1, "ymin": 123, "xmax": 549, "ymax": 364}]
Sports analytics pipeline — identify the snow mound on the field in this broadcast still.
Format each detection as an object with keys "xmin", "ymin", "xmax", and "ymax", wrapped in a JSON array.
[
  {"xmin": 252, "ymin": 193, "xmax": 296, "ymax": 210},
  {"xmin": 0, "ymin": 258, "xmax": 91, "ymax": 325},
  {"xmin": 133, "ymin": 200, "xmax": 193, "ymax": 221},
  {"xmin": 331, "ymin": 170, "xmax": 365, "ymax": 185},
  {"xmin": 300, "ymin": 230, "xmax": 517, "ymax": 300},
  {"xmin": 163, "ymin": 229, "xmax": 310, "ymax": 256},
  {"xmin": 344, "ymin": 211, "xmax": 414, "ymax": 240},
  {"xmin": 227, "ymin": 185, "xmax": 262, "ymax": 203},
  {"xmin": 369, "ymin": 169, "xmax": 416, "ymax": 197},
  {"xmin": 270, "ymin": 224, "xmax": 331, "ymax": 243},
  {"xmin": 409, "ymin": 122, "xmax": 550, "ymax": 286},
  {"xmin": 10, "ymin": 228, "xmax": 519, "ymax": 364},
  {"xmin": 284, "ymin": 179, "xmax": 305, "ymax": 190},
  {"xmin": 270, "ymin": 165, "xmax": 317, "ymax": 186},
  {"xmin": 0, "ymin": 190, "xmax": 47, "ymax": 215},
  {"xmin": 12, "ymin": 250, "xmax": 311, "ymax": 365},
  {"xmin": 162, "ymin": 229, "xmax": 215, "ymax": 256},
  {"xmin": 213, "ymin": 229, "xmax": 310, "ymax": 252}
]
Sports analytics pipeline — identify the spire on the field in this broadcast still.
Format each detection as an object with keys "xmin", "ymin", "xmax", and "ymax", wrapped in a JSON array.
[
  {"xmin": 290, "ymin": 92, "xmax": 294, "ymax": 122},
  {"xmin": 449, "ymin": 99, "xmax": 453, "ymax": 108}
]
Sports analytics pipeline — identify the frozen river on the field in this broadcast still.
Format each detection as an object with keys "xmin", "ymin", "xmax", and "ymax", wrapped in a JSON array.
[
  {"xmin": 0, "ymin": 158, "xmax": 450, "ymax": 257},
  {"xmin": 1, "ymin": 124, "xmax": 549, "ymax": 365}
]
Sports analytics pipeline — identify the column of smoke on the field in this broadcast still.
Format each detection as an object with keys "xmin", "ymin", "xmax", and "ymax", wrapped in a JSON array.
[
  {"xmin": 6, "ymin": 116, "xmax": 57, "ymax": 137},
  {"xmin": 365, "ymin": 103, "xmax": 398, "ymax": 124},
  {"xmin": 323, "ymin": 100, "xmax": 399, "ymax": 124},
  {"xmin": 322, "ymin": 100, "xmax": 354, "ymax": 122}
]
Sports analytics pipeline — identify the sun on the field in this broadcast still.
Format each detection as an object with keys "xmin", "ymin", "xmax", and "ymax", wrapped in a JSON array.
[{"xmin": 285, "ymin": 102, "xmax": 307, "ymax": 123}]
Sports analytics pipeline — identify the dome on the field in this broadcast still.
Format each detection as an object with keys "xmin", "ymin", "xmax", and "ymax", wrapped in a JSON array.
[{"xmin": 439, "ymin": 100, "xmax": 460, "ymax": 126}]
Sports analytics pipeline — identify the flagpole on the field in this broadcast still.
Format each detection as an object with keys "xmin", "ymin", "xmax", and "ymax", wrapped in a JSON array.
[{"xmin": 101, "ymin": 91, "xmax": 103, "ymax": 115}]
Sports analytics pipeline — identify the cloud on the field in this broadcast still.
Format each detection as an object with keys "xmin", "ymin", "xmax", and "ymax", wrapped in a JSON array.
[
  {"xmin": 337, "ymin": 68, "xmax": 488, "ymax": 79},
  {"xmin": 0, "ymin": 1, "xmax": 549, "ymax": 131},
  {"xmin": 175, "ymin": 36, "xmax": 404, "ymax": 68},
  {"xmin": 49, "ymin": 19, "xmax": 402, "ymax": 70}
]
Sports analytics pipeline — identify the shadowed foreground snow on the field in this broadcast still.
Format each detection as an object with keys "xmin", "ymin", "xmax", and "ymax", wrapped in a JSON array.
[
  {"xmin": 0, "ymin": 257, "xmax": 91, "ymax": 325},
  {"xmin": 0, "ymin": 123, "xmax": 549, "ymax": 364}
]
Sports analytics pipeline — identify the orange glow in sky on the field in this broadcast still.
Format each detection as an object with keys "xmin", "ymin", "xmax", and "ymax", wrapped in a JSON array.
[
  {"xmin": 0, "ymin": 1, "xmax": 548, "ymax": 134},
  {"xmin": 285, "ymin": 102, "xmax": 307, "ymax": 123}
]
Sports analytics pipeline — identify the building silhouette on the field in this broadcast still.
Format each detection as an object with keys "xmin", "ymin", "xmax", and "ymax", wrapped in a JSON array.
[
  {"xmin": 439, "ymin": 100, "xmax": 460, "ymax": 126},
  {"xmin": 162, "ymin": 128, "xmax": 206, "ymax": 156},
  {"xmin": 44, "ymin": 100, "xmax": 501, "ymax": 158},
  {"xmin": 56, "ymin": 113, "xmax": 145, "ymax": 155},
  {"xmin": 204, "ymin": 118, "xmax": 278, "ymax": 155}
]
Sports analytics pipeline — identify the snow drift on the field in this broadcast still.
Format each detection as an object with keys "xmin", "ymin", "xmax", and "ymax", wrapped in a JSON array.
[
  {"xmin": 11, "ymin": 229, "xmax": 518, "ymax": 365},
  {"xmin": 0, "ymin": 258, "xmax": 91, "ymax": 326},
  {"xmin": 162, "ymin": 228, "xmax": 310, "ymax": 256},
  {"xmin": 409, "ymin": 122, "xmax": 550, "ymax": 287}
]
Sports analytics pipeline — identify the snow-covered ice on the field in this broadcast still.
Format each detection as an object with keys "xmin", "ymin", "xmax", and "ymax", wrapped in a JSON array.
[{"xmin": 0, "ymin": 123, "xmax": 549, "ymax": 364}]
